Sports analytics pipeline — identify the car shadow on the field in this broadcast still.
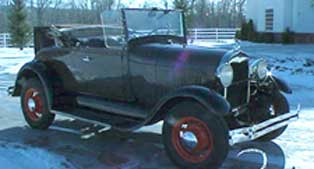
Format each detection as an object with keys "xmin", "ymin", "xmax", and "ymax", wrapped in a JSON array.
[{"xmin": 0, "ymin": 119, "xmax": 285, "ymax": 169}]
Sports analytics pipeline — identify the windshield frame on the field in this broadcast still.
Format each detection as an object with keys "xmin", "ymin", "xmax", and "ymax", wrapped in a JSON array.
[{"xmin": 121, "ymin": 8, "xmax": 187, "ymax": 43}]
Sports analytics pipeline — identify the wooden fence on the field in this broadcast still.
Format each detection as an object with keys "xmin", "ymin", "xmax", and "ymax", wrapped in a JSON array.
[
  {"xmin": 188, "ymin": 28, "xmax": 239, "ymax": 41},
  {"xmin": 0, "ymin": 28, "xmax": 239, "ymax": 47},
  {"xmin": 0, "ymin": 33, "xmax": 11, "ymax": 48}
]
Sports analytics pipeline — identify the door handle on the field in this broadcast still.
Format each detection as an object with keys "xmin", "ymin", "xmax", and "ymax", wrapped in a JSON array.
[{"xmin": 82, "ymin": 56, "xmax": 91, "ymax": 62}]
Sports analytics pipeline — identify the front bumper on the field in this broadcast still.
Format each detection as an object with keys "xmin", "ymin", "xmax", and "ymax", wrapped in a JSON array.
[
  {"xmin": 229, "ymin": 104, "xmax": 301, "ymax": 146},
  {"xmin": 7, "ymin": 86, "xmax": 15, "ymax": 96}
]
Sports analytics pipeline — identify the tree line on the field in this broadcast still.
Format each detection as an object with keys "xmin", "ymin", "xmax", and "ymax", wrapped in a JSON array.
[
  {"xmin": 0, "ymin": 0, "xmax": 246, "ymax": 33},
  {"xmin": 0, "ymin": 0, "xmax": 246, "ymax": 49}
]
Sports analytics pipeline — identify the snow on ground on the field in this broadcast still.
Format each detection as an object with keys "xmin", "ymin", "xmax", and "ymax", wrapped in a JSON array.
[
  {"xmin": 0, "ymin": 48, "xmax": 34, "ymax": 74},
  {"xmin": 274, "ymin": 108, "xmax": 314, "ymax": 169},
  {"xmin": 239, "ymin": 42, "xmax": 314, "ymax": 108},
  {"xmin": 0, "ymin": 43, "xmax": 314, "ymax": 169},
  {"xmin": 194, "ymin": 41, "xmax": 314, "ymax": 169},
  {"xmin": 190, "ymin": 39, "xmax": 237, "ymax": 48},
  {"xmin": 0, "ymin": 141, "xmax": 75, "ymax": 169},
  {"xmin": 0, "ymin": 48, "xmax": 34, "ymax": 93}
]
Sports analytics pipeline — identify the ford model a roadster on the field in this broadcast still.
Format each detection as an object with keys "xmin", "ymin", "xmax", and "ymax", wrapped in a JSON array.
[{"xmin": 9, "ymin": 8, "xmax": 299, "ymax": 169}]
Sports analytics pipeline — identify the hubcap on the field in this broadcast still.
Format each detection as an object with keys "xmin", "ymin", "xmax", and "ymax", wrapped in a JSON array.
[
  {"xmin": 172, "ymin": 117, "xmax": 214, "ymax": 163},
  {"xmin": 181, "ymin": 131, "xmax": 198, "ymax": 149},
  {"xmin": 24, "ymin": 88, "xmax": 43, "ymax": 121},
  {"xmin": 28, "ymin": 98, "xmax": 36, "ymax": 112}
]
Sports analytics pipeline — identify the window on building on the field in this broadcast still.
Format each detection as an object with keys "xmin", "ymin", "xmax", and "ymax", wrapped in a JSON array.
[{"xmin": 265, "ymin": 9, "xmax": 274, "ymax": 31}]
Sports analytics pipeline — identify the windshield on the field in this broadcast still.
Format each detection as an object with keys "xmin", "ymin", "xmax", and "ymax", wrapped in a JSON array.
[{"xmin": 123, "ymin": 9, "xmax": 185, "ymax": 40}]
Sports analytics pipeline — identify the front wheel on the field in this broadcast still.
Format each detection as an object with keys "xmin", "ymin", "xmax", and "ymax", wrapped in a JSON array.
[
  {"xmin": 163, "ymin": 101, "xmax": 229, "ymax": 169},
  {"xmin": 21, "ymin": 78, "xmax": 55, "ymax": 129}
]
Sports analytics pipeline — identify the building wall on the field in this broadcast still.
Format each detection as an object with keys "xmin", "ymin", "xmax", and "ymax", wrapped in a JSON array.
[
  {"xmin": 246, "ymin": 0, "xmax": 287, "ymax": 33},
  {"xmin": 284, "ymin": 0, "xmax": 293, "ymax": 31},
  {"xmin": 292, "ymin": 0, "xmax": 314, "ymax": 33},
  {"xmin": 246, "ymin": 0, "xmax": 314, "ymax": 33}
]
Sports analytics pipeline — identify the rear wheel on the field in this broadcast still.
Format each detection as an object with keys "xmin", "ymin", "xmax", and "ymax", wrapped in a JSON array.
[
  {"xmin": 163, "ymin": 101, "xmax": 229, "ymax": 169},
  {"xmin": 21, "ymin": 79, "xmax": 55, "ymax": 129}
]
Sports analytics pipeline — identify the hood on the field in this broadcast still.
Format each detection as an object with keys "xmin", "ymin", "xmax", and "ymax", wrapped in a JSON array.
[{"xmin": 130, "ymin": 42, "xmax": 244, "ymax": 68}]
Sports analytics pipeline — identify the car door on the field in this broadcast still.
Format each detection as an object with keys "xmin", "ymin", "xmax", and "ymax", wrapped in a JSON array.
[
  {"xmin": 128, "ymin": 44, "xmax": 158, "ymax": 108},
  {"xmin": 76, "ymin": 47, "xmax": 128, "ymax": 101}
]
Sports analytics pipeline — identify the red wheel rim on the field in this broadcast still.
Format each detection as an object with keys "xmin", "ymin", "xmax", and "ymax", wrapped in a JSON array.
[
  {"xmin": 23, "ymin": 88, "xmax": 43, "ymax": 121},
  {"xmin": 171, "ymin": 117, "xmax": 214, "ymax": 163}
]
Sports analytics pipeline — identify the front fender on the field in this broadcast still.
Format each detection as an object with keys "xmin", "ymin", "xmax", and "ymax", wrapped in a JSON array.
[
  {"xmin": 147, "ymin": 86, "xmax": 231, "ymax": 125},
  {"xmin": 270, "ymin": 75, "xmax": 292, "ymax": 94},
  {"xmin": 12, "ymin": 61, "xmax": 53, "ymax": 110}
]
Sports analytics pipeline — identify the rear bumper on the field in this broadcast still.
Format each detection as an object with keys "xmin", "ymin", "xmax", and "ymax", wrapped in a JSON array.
[{"xmin": 229, "ymin": 104, "xmax": 300, "ymax": 146}]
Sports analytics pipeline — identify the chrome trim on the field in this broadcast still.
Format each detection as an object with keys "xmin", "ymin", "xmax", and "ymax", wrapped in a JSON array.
[
  {"xmin": 229, "ymin": 56, "xmax": 248, "ymax": 64},
  {"xmin": 28, "ymin": 98, "xmax": 36, "ymax": 111},
  {"xmin": 224, "ymin": 87, "xmax": 228, "ymax": 99},
  {"xmin": 229, "ymin": 104, "xmax": 301, "ymax": 146},
  {"xmin": 224, "ymin": 56, "xmax": 250, "ymax": 106},
  {"xmin": 247, "ymin": 80, "xmax": 251, "ymax": 103},
  {"xmin": 51, "ymin": 110, "xmax": 112, "ymax": 131}
]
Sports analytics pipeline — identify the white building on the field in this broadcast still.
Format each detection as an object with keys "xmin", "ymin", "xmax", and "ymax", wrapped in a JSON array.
[{"xmin": 246, "ymin": 0, "xmax": 314, "ymax": 43}]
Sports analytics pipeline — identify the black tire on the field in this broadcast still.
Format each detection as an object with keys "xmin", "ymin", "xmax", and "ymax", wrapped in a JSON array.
[
  {"xmin": 21, "ymin": 78, "xmax": 55, "ymax": 129},
  {"xmin": 163, "ymin": 101, "xmax": 229, "ymax": 169},
  {"xmin": 257, "ymin": 92, "xmax": 289, "ymax": 141}
]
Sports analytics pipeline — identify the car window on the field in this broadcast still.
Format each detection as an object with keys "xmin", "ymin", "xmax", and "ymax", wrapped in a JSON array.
[
  {"xmin": 103, "ymin": 27, "xmax": 125, "ymax": 48},
  {"xmin": 62, "ymin": 26, "xmax": 106, "ymax": 48},
  {"xmin": 101, "ymin": 11, "xmax": 125, "ymax": 48}
]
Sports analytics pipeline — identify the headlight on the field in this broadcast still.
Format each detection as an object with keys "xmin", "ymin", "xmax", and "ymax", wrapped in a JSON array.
[
  {"xmin": 217, "ymin": 64, "xmax": 233, "ymax": 88},
  {"xmin": 250, "ymin": 59, "xmax": 268, "ymax": 79},
  {"xmin": 257, "ymin": 60, "xmax": 268, "ymax": 79}
]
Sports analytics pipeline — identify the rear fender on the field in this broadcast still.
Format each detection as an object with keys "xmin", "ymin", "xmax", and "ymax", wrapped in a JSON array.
[{"xmin": 12, "ymin": 61, "xmax": 53, "ymax": 110}]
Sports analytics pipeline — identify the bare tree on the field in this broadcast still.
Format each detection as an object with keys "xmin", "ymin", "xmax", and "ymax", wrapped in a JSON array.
[
  {"xmin": 0, "ymin": 0, "xmax": 10, "ymax": 6},
  {"xmin": 163, "ymin": 0, "xmax": 169, "ymax": 9},
  {"xmin": 91, "ymin": 0, "xmax": 114, "ymax": 11},
  {"xmin": 173, "ymin": 0, "xmax": 196, "ymax": 27},
  {"xmin": 236, "ymin": 0, "xmax": 246, "ymax": 24},
  {"xmin": 34, "ymin": 0, "xmax": 53, "ymax": 26},
  {"xmin": 116, "ymin": 0, "xmax": 121, "ymax": 9}
]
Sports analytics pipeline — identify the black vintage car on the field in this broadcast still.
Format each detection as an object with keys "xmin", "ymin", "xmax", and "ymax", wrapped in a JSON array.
[{"xmin": 9, "ymin": 8, "xmax": 299, "ymax": 169}]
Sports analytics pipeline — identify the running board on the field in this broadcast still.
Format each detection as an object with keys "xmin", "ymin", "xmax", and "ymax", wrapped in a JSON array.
[
  {"xmin": 76, "ymin": 96, "xmax": 148, "ymax": 119},
  {"xmin": 51, "ymin": 110, "xmax": 112, "ymax": 131}
]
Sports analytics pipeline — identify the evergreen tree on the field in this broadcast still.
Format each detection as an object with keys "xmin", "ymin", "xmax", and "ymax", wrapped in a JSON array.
[
  {"xmin": 247, "ymin": 19, "xmax": 257, "ymax": 41},
  {"xmin": 8, "ymin": 0, "xmax": 31, "ymax": 50}
]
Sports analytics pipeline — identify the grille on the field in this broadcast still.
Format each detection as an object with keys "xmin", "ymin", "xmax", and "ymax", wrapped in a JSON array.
[{"xmin": 226, "ymin": 60, "xmax": 249, "ymax": 108}]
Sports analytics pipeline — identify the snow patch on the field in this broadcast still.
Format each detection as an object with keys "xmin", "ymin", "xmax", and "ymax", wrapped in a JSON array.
[
  {"xmin": 0, "ymin": 141, "xmax": 76, "ymax": 169},
  {"xmin": 191, "ymin": 39, "xmax": 236, "ymax": 48},
  {"xmin": 0, "ymin": 48, "xmax": 34, "ymax": 75}
]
